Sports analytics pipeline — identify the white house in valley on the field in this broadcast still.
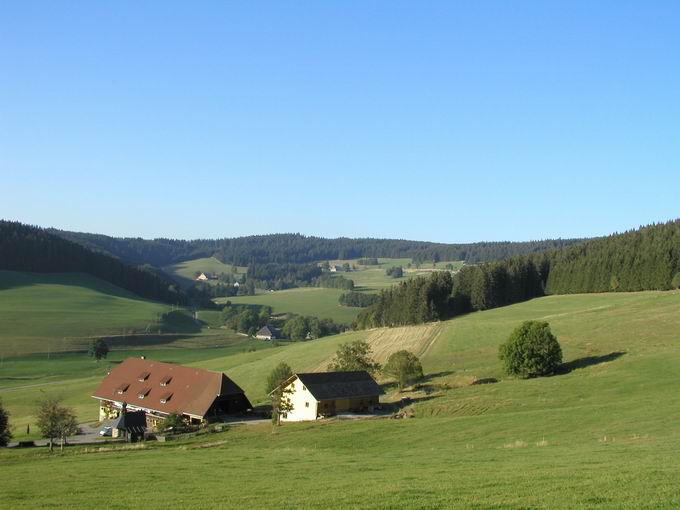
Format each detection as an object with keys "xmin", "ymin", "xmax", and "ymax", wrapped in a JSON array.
[{"xmin": 272, "ymin": 371, "xmax": 382, "ymax": 422}]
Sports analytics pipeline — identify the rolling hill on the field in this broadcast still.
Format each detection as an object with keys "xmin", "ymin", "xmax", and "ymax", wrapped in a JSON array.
[
  {"xmin": 0, "ymin": 271, "xmax": 177, "ymax": 356},
  {"xmin": 2, "ymin": 290, "xmax": 680, "ymax": 508}
]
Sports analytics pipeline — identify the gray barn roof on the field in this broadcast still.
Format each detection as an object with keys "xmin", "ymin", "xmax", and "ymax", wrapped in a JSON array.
[{"xmin": 295, "ymin": 371, "xmax": 382, "ymax": 400}]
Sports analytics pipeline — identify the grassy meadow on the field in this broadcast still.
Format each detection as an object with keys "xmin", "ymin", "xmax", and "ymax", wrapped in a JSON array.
[
  {"xmin": 224, "ymin": 258, "xmax": 463, "ymax": 322},
  {"xmin": 0, "ymin": 271, "xmax": 175, "ymax": 356},
  {"xmin": 2, "ymin": 290, "xmax": 680, "ymax": 508},
  {"xmin": 163, "ymin": 257, "xmax": 247, "ymax": 287}
]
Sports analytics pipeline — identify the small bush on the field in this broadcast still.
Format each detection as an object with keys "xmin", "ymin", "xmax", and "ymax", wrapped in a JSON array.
[{"xmin": 499, "ymin": 321, "xmax": 562, "ymax": 378}]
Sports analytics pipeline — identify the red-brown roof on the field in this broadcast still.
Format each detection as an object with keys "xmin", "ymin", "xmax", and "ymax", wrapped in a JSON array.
[{"xmin": 92, "ymin": 358, "xmax": 247, "ymax": 418}]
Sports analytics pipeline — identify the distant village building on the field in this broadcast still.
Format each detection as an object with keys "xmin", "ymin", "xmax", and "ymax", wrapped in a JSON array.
[
  {"xmin": 272, "ymin": 371, "xmax": 382, "ymax": 422},
  {"xmin": 196, "ymin": 272, "xmax": 218, "ymax": 281},
  {"xmin": 255, "ymin": 325, "xmax": 277, "ymax": 340},
  {"xmin": 329, "ymin": 265, "xmax": 342, "ymax": 272},
  {"xmin": 92, "ymin": 358, "xmax": 251, "ymax": 429},
  {"xmin": 233, "ymin": 281, "xmax": 240, "ymax": 288}
]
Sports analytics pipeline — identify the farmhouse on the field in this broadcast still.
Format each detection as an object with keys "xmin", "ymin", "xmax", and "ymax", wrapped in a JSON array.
[
  {"xmin": 92, "ymin": 357, "xmax": 251, "ymax": 428},
  {"xmin": 256, "ymin": 325, "xmax": 277, "ymax": 340},
  {"xmin": 274, "ymin": 371, "xmax": 382, "ymax": 422},
  {"xmin": 196, "ymin": 272, "xmax": 218, "ymax": 281}
]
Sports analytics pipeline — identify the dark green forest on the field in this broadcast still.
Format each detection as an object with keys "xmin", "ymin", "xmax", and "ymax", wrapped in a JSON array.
[
  {"xmin": 0, "ymin": 221, "xmax": 185, "ymax": 304},
  {"xmin": 52, "ymin": 230, "xmax": 583, "ymax": 267},
  {"xmin": 357, "ymin": 220, "xmax": 680, "ymax": 328}
]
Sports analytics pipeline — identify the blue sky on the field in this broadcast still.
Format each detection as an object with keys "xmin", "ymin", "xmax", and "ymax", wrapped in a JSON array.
[{"xmin": 1, "ymin": 1, "xmax": 678, "ymax": 243}]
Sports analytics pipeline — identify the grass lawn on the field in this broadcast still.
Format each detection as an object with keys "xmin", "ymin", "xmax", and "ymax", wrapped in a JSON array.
[
  {"xmin": 0, "ymin": 271, "xmax": 172, "ymax": 356},
  {"xmin": 224, "ymin": 287, "xmax": 359, "ymax": 324},
  {"xmin": 163, "ymin": 257, "xmax": 246, "ymax": 287},
  {"xmin": 3, "ymin": 291, "xmax": 680, "ymax": 508}
]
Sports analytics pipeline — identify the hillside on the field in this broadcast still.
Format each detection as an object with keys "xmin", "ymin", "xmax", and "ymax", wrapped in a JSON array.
[
  {"xmin": 0, "ymin": 271, "xmax": 177, "ymax": 356},
  {"xmin": 0, "ymin": 221, "xmax": 184, "ymax": 304},
  {"xmin": 163, "ymin": 257, "xmax": 247, "ymax": 287},
  {"xmin": 53, "ymin": 229, "xmax": 583, "ymax": 267},
  {"xmin": 2, "ymin": 290, "xmax": 680, "ymax": 508}
]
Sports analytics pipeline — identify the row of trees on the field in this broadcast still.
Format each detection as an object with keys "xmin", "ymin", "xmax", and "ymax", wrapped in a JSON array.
[
  {"xmin": 338, "ymin": 291, "xmax": 379, "ymax": 308},
  {"xmin": 55, "ymin": 230, "xmax": 583, "ymax": 267},
  {"xmin": 0, "ymin": 221, "xmax": 185, "ymax": 304},
  {"xmin": 281, "ymin": 315, "xmax": 343, "ymax": 340}
]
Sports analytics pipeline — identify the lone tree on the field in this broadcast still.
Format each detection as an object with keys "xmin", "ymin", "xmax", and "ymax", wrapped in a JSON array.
[
  {"xmin": 156, "ymin": 412, "xmax": 188, "ymax": 434},
  {"xmin": 88, "ymin": 339, "xmax": 109, "ymax": 361},
  {"xmin": 499, "ymin": 321, "xmax": 563, "ymax": 378},
  {"xmin": 35, "ymin": 396, "xmax": 79, "ymax": 452},
  {"xmin": 383, "ymin": 350, "xmax": 424, "ymax": 390},
  {"xmin": 270, "ymin": 385, "xmax": 294, "ymax": 427},
  {"xmin": 0, "ymin": 398, "xmax": 12, "ymax": 447},
  {"xmin": 329, "ymin": 340, "xmax": 380, "ymax": 375},
  {"xmin": 266, "ymin": 362, "xmax": 293, "ymax": 395}
]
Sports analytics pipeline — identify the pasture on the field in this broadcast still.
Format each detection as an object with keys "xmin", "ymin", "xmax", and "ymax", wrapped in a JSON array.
[
  {"xmin": 163, "ymin": 257, "xmax": 246, "ymax": 287},
  {"xmin": 224, "ymin": 287, "xmax": 359, "ymax": 324},
  {"xmin": 2, "ymin": 290, "xmax": 680, "ymax": 508},
  {"xmin": 0, "ymin": 271, "xmax": 173, "ymax": 356}
]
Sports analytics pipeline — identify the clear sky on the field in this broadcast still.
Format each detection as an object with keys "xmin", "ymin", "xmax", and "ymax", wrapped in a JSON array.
[{"xmin": 1, "ymin": 1, "xmax": 678, "ymax": 243}]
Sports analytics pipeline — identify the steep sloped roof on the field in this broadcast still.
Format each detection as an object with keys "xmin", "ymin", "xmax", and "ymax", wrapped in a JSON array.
[
  {"xmin": 295, "ymin": 371, "xmax": 382, "ymax": 400},
  {"xmin": 92, "ymin": 358, "xmax": 247, "ymax": 418}
]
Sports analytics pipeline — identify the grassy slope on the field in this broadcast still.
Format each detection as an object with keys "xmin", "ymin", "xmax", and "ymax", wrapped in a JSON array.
[
  {"xmin": 225, "ymin": 287, "xmax": 359, "ymax": 323},
  {"xmin": 163, "ymin": 257, "xmax": 246, "ymax": 287},
  {"xmin": 0, "ymin": 271, "xmax": 173, "ymax": 355},
  {"xmin": 224, "ymin": 258, "xmax": 463, "ymax": 322},
  {"xmin": 3, "ymin": 291, "xmax": 680, "ymax": 508}
]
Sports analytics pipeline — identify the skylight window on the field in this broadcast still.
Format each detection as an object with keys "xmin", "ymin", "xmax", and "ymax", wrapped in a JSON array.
[
  {"xmin": 116, "ymin": 383, "xmax": 130, "ymax": 395},
  {"xmin": 160, "ymin": 392, "xmax": 173, "ymax": 404},
  {"xmin": 138, "ymin": 371, "xmax": 151, "ymax": 382},
  {"xmin": 138, "ymin": 388, "xmax": 151, "ymax": 399},
  {"xmin": 160, "ymin": 376, "xmax": 172, "ymax": 386}
]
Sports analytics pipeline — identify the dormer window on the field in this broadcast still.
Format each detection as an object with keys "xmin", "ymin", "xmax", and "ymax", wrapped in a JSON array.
[
  {"xmin": 160, "ymin": 376, "xmax": 172, "ymax": 387},
  {"xmin": 138, "ymin": 371, "xmax": 150, "ymax": 382},
  {"xmin": 160, "ymin": 392, "xmax": 173, "ymax": 404},
  {"xmin": 138, "ymin": 387, "xmax": 151, "ymax": 399},
  {"xmin": 116, "ymin": 383, "xmax": 129, "ymax": 395}
]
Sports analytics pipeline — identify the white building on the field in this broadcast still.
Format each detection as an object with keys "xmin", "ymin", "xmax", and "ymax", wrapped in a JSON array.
[{"xmin": 272, "ymin": 371, "xmax": 382, "ymax": 422}]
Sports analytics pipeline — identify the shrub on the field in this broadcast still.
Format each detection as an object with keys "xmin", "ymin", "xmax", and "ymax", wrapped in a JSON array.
[
  {"xmin": 383, "ymin": 350, "xmax": 424, "ymax": 390},
  {"xmin": 0, "ymin": 398, "xmax": 11, "ymax": 447},
  {"xmin": 499, "ymin": 321, "xmax": 562, "ymax": 378}
]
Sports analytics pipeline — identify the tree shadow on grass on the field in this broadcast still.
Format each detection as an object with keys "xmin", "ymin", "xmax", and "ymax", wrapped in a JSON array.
[{"xmin": 558, "ymin": 351, "xmax": 626, "ymax": 374}]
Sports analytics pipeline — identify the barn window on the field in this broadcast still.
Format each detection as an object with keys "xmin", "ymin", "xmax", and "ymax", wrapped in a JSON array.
[
  {"xmin": 138, "ymin": 387, "xmax": 151, "ymax": 399},
  {"xmin": 138, "ymin": 372, "xmax": 150, "ymax": 382},
  {"xmin": 160, "ymin": 376, "xmax": 172, "ymax": 386}
]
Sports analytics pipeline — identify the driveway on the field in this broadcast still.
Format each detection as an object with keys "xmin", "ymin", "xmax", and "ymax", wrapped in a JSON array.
[{"xmin": 8, "ymin": 420, "xmax": 120, "ymax": 448}]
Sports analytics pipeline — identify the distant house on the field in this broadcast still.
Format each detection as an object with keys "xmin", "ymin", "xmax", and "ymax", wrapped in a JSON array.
[
  {"xmin": 233, "ymin": 281, "xmax": 240, "ymax": 288},
  {"xmin": 256, "ymin": 325, "xmax": 277, "ymax": 340},
  {"xmin": 272, "ymin": 371, "xmax": 382, "ymax": 422},
  {"xmin": 92, "ymin": 357, "xmax": 252, "ymax": 429},
  {"xmin": 329, "ymin": 265, "xmax": 342, "ymax": 272},
  {"xmin": 196, "ymin": 272, "xmax": 218, "ymax": 281}
]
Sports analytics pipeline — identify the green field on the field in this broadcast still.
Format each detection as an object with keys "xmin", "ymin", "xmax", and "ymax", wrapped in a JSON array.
[
  {"xmin": 224, "ymin": 287, "xmax": 360, "ymax": 323},
  {"xmin": 0, "ymin": 271, "xmax": 176, "ymax": 356},
  {"xmin": 2, "ymin": 291, "xmax": 680, "ymax": 508},
  {"xmin": 163, "ymin": 257, "xmax": 246, "ymax": 287},
  {"xmin": 222, "ymin": 258, "xmax": 463, "ymax": 322}
]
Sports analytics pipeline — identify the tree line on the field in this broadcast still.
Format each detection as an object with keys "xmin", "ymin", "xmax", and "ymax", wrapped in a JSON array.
[
  {"xmin": 0, "ymin": 221, "xmax": 186, "ymax": 305},
  {"xmin": 356, "ymin": 220, "xmax": 680, "ymax": 329},
  {"xmin": 52, "ymin": 229, "xmax": 583, "ymax": 267},
  {"xmin": 339, "ymin": 291, "xmax": 380, "ymax": 308}
]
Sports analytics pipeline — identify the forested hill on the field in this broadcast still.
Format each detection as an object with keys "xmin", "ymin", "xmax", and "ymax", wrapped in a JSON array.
[
  {"xmin": 0, "ymin": 221, "xmax": 185, "ymax": 304},
  {"xmin": 51, "ymin": 230, "xmax": 583, "ymax": 267},
  {"xmin": 545, "ymin": 220, "xmax": 680, "ymax": 293},
  {"xmin": 357, "ymin": 219, "xmax": 680, "ymax": 329}
]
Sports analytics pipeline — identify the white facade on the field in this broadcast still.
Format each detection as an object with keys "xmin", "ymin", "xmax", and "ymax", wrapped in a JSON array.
[
  {"xmin": 281, "ymin": 376, "xmax": 318, "ymax": 422},
  {"xmin": 196, "ymin": 273, "xmax": 209, "ymax": 281}
]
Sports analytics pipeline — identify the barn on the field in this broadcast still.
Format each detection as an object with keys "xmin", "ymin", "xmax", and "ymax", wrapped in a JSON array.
[
  {"xmin": 92, "ymin": 357, "xmax": 252, "ymax": 428},
  {"xmin": 273, "ymin": 371, "xmax": 382, "ymax": 422}
]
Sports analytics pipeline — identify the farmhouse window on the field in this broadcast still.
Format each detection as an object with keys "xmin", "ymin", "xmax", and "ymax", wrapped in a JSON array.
[
  {"xmin": 116, "ymin": 383, "xmax": 130, "ymax": 395},
  {"xmin": 138, "ymin": 372, "xmax": 150, "ymax": 382},
  {"xmin": 302, "ymin": 386, "xmax": 307, "ymax": 391},
  {"xmin": 138, "ymin": 388, "xmax": 151, "ymax": 399},
  {"xmin": 160, "ymin": 392, "xmax": 173, "ymax": 404},
  {"xmin": 160, "ymin": 376, "xmax": 172, "ymax": 386},
  {"xmin": 305, "ymin": 402, "xmax": 309, "ymax": 408}
]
